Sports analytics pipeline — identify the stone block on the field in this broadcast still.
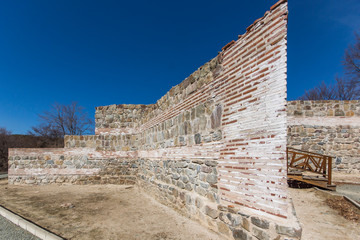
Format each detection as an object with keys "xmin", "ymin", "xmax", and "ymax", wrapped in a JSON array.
[
  {"xmin": 232, "ymin": 229, "xmax": 250, "ymax": 240},
  {"xmin": 219, "ymin": 212, "xmax": 232, "ymax": 225},
  {"xmin": 177, "ymin": 181, "xmax": 185, "ymax": 189},
  {"xmin": 181, "ymin": 175, "xmax": 189, "ymax": 183},
  {"xmin": 210, "ymin": 105, "xmax": 222, "ymax": 129},
  {"xmin": 206, "ymin": 174, "xmax": 218, "ymax": 184},
  {"xmin": 195, "ymin": 197, "xmax": 203, "ymax": 208},
  {"xmin": 275, "ymin": 224, "xmax": 302, "ymax": 238},
  {"xmin": 205, "ymin": 205, "xmax": 218, "ymax": 219},
  {"xmin": 252, "ymin": 226, "xmax": 269, "ymax": 240},
  {"xmin": 205, "ymin": 160, "xmax": 217, "ymax": 167},
  {"xmin": 195, "ymin": 186, "xmax": 207, "ymax": 196},
  {"xmin": 251, "ymin": 216, "xmax": 269, "ymax": 229},
  {"xmin": 185, "ymin": 183, "xmax": 193, "ymax": 191},
  {"xmin": 194, "ymin": 133, "xmax": 201, "ymax": 144},
  {"xmin": 217, "ymin": 221, "xmax": 231, "ymax": 236},
  {"xmin": 242, "ymin": 217, "xmax": 250, "ymax": 231}
]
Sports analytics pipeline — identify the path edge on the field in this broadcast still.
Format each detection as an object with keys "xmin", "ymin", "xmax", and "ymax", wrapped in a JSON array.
[{"xmin": 0, "ymin": 204, "xmax": 63, "ymax": 240}]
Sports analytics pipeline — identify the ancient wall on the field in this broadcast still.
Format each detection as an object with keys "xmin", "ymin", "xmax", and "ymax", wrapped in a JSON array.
[
  {"xmin": 8, "ymin": 148, "xmax": 138, "ymax": 185},
  {"xmin": 287, "ymin": 100, "xmax": 360, "ymax": 173},
  {"xmin": 9, "ymin": 1, "xmax": 301, "ymax": 239}
]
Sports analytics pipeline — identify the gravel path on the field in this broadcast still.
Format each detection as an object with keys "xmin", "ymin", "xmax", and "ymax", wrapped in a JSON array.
[{"xmin": 0, "ymin": 215, "xmax": 39, "ymax": 240}]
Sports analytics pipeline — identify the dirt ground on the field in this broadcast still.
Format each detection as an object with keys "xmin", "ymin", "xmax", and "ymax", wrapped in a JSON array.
[
  {"xmin": 2, "ymin": 177, "xmax": 360, "ymax": 240},
  {"xmin": 0, "ymin": 179, "xmax": 223, "ymax": 240},
  {"xmin": 289, "ymin": 188, "xmax": 360, "ymax": 240},
  {"xmin": 332, "ymin": 172, "xmax": 360, "ymax": 184}
]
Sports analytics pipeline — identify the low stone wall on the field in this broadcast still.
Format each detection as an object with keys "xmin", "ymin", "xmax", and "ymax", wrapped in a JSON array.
[
  {"xmin": 64, "ymin": 135, "xmax": 138, "ymax": 151},
  {"xmin": 8, "ymin": 148, "xmax": 138, "ymax": 185},
  {"xmin": 287, "ymin": 100, "xmax": 360, "ymax": 117},
  {"xmin": 287, "ymin": 100, "xmax": 360, "ymax": 173}
]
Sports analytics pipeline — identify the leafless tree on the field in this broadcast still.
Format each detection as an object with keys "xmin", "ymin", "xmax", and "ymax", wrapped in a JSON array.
[
  {"xmin": 29, "ymin": 102, "xmax": 93, "ymax": 138},
  {"xmin": 343, "ymin": 33, "xmax": 360, "ymax": 82},
  {"xmin": 299, "ymin": 81, "xmax": 335, "ymax": 100},
  {"xmin": 0, "ymin": 127, "xmax": 11, "ymax": 172},
  {"xmin": 299, "ymin": 32, "xmax": 360, "ymax": 100}
]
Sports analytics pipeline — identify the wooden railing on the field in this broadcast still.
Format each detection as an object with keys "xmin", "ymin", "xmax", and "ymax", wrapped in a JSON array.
[{"xmin": 287, "ymin": 147, "xmax": 333, "ymax": 186}]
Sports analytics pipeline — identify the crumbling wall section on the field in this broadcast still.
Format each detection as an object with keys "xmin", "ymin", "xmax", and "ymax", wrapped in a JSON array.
[{"xmin": 288, "ymin": 100, "xmax": 360, "ymax": 173}]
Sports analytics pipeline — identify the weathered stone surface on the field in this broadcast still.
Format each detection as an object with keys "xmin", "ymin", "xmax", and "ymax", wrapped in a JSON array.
[
  {"xmin": 219, "ymin": 212, "xmax": 232, "ymax": 225},
  {"xmin": 242, "ymin": 217, "xmax": 250, "ymax": 232},
  {"xmin": 251, "ymin": 216, "xmax": 269, "ymax": 229},
  {"xmin": 206, "ymin": 174, "xmax": 218, "ymax": 184},
  {"xmin": 210, "ymin": 104, "xmax": 222, "ymax": 129},
  {"xmin": 195, "ymin": 197, "xmax": 203, "ymax": 209},
  {"xmin": 177, "ymin": 181, "xmax": 185, "ymax": 189},
  {"xmin": 217, "ymin": 221, "xmax": 231, "ymax": 236},
  {"xmin": 204, "ymin": 205, "xmax": 218, "ymax": 219},
  {"xmin": 194, "ymin": 133, "xmax": 201, "ymax": 144},
  {"xmin": 276, "ymin": 224, "xmax": 302, "ymax": 238},
  {"xmin": 195, "ymin": 186, "xmax": 207, "ymax": 196},
  {"xmin": 252, "ymin": 226, "xmax": 269, "ymax": 240},
  {"xmin": 232, "ymin": 229, "xmax": 250, "ymax": 240}
]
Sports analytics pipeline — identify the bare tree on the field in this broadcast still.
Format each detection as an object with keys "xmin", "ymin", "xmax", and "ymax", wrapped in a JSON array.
[
  {"xmin": 343, "ymin": 32, "xmax": 360, "ymax": 82},
  {"xmin": 29, "ymin": 102, "xmax": 93, "ymax": 138},
  {"xmin": 299, "ymin": 81, "xmax": 335, "ymax": 100},
  {"xmin": 299, "ymin": 32, "xmax": 360, "ymax": 100},
  {"xmin": 0, "ymin": 127, "xmax": 11, "ymax": 172}
]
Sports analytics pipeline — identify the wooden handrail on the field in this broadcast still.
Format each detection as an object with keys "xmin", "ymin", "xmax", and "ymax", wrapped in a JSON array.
[
  {"xmin": 287, "ymin": 147, "xmax": 333, "ymax": 186},
  {"xmin": 287, "ymin": 147, "xmax": 333, "ymax": 158}
]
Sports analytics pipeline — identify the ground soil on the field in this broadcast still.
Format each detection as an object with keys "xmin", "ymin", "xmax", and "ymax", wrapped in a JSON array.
[
  {"xmin": 0, "ymin": 179, "xmax": 223, "ymax": 240},
  {"xmin": 326, "ymin": 197, "xmax": 360, "ymax": 222},
  {"xmin": 2, "ymin": 173, "xmax": 360, "ymax": 240},
  {"xmin": 289, "ymin": 188, "xmax": 360, "ymax": 240},
  {"xmin": 332, "ymin": 172, "xmax": 360, "ymax": 184}
]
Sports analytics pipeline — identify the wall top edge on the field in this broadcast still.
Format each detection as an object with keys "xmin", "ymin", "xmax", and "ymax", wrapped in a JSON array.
[
  {"xmin": 288, "ymin": 100, "xmax": 360, "ymax": 104},
  {"xmin": 95, "ymin": 0, "xmax": 288, "ymax": 111}
]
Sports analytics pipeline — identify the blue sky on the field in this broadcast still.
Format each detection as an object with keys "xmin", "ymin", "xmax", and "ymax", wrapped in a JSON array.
[{"xmin": 0, "ymin": 0, "xmax": 359, "ymax": 134}]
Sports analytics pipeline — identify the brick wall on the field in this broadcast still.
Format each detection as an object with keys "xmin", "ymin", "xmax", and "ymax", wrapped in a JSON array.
[
  {"xmin": 288, "ymin": 100, "xmax": 360, "ymax": 173},
  {"xmin": 9, "ymin": 1, "xmax": 301, "ymax": 239}
]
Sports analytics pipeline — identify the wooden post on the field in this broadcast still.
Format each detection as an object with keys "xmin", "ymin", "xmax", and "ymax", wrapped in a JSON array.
[
  {"xmin": 328, "ymin": 156, "xmax": 332, "ymax": 186},
  {"xmin": 286, "ymin": 148, "xmax": 288, "ymax": 174}
]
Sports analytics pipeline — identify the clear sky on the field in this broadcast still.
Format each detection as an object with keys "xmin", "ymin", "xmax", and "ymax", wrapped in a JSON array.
[{"xmin": 0, "ymin": 0, "xmax": 359, "ymax": 134}]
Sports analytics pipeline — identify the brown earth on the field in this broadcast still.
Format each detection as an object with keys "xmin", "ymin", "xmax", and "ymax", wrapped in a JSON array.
[
  {"xmin": 0, "ymin": 179, "xmax": 223, "ymax": 240},
  {"xmin": 332, "ymin": 171, "xmax": 360, "ymax": 184},
  {"xmin": 326, "ymin": 197, "xmax": 360, "ymax": 222},
  {"xmin": 289, "ymin": 188, "xmax": 360, "ymax": 240}
]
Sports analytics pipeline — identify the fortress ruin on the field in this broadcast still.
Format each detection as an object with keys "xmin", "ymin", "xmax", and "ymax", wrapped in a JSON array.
[{"xmin": 8, "ymin": 1, "xmax": 304, "ymax": 239}]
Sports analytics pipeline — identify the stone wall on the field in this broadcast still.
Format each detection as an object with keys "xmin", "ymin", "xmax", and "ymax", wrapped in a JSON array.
[
  {"xmin": 95, "ymin": 104, "xmax": 152, "ymax": 135},
  {"xmin": 64, "ymin": 135, "xmax": 138, "ymax": 151},
  {"xmin": 8, "ymin": 148, "xmax": 138, "ymax": 185},
  {"xmin": 287, "ymin": 100, "xmax": 360, "ymax": 173},
  {"xmin": 9, "ymin": 1, "xmax": 301, "ymax": 239}
]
